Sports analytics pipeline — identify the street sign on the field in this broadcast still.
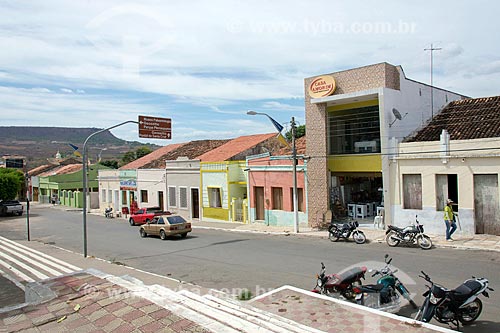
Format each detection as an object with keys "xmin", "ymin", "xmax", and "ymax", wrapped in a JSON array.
[{"xmin": 138, "ymin": 116, "xmax": 172, "ymax": 139}]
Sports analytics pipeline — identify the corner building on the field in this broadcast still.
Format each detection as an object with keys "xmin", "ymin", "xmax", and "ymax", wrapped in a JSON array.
[{"xmin": 304, "ymin": 63, "xmax": 467, "ymax": 227}]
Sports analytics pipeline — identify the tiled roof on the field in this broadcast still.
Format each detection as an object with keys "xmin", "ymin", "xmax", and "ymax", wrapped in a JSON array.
[
  {"xmin": 38, "ymin": 164, "xmax": 82, "ymax": 177},
  {"xmin": 276, "ymin": 136, "xmax": 306, "ymax": 156},
  {"xmin": 405, "ymin": 96, "xmax": 500, "ymax": 142},
  {"xmin": 146, "ymin": 140, "xmax": 230, "ymax": 169},
  {"xmin": 28, "ymin": 164, "xmax": 55, "ymax": 177},
  {"xmin": 120, "ymin": 143, "xmax": 186, "ymax": 170},
  {"xmin": 197, "ymin": 133, "xmax": 278, "ymax": 162},
  {"xmin": 120, "ymin": 140, "xmax": 230, "ymax": 169}
]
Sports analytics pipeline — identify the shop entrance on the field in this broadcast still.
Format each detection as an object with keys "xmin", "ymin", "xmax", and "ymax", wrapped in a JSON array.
[{"xmin": 330, "ymin": 173, "xmax": 383, "ymax": 221}]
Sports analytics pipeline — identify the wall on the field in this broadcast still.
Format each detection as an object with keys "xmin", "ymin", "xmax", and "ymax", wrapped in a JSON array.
[
  {"xmin": 98, "ymin": 169, "xmax": 120, "ymax": 214},
  {"xmin": 165, "ymin": 159, "xmax": 201, "ymax": 221},
  {"xmin": 201, "ymin": 162, "xmax": 229, "ymax": 221},
  {"xmin": 137, "ymin": 169, "xmax": 165, "ymax": 209},
  {"xmin": 390, "ymin": 138, "xmax": 500, "ymax": 236}
]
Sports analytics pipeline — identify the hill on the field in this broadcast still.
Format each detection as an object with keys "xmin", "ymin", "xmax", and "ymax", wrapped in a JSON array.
[{"xmin": 0, "ymin": 126, "xmax": 160, "ymax": 168}]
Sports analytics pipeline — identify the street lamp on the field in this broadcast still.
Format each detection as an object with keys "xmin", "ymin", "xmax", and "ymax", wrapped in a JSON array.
[{"xmin": 246, "ymin": 111, "xmax": 299, "ymax": 233}]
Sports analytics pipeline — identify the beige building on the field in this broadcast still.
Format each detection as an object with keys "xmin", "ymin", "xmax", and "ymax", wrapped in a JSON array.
[
  {"xmin": 304, "ymin": 63, "xmax": 467, "ymax": 227},
  {"xmin": 391, "ymin": 96, "xmax": 500, "ymax": 236}
]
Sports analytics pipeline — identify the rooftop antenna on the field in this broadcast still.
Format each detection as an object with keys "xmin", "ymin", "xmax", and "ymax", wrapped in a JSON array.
[
  {"xmin": 389, "ymin": 108, "xmax": 408, "ymax": 127},
  {"xmin": 424, "ymin": 43, "xmax": 442, "ymax": 119}
]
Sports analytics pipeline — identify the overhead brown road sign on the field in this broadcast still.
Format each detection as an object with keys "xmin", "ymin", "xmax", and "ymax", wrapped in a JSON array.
[{"xmin": 138, "ymin": 115, "xmax": 172, "ymax": 139}]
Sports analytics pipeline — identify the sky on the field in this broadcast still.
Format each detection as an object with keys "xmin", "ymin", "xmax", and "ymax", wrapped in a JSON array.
[{"xmin": 1, "ymin": 0, "xmax": 499, "ymax": 144}]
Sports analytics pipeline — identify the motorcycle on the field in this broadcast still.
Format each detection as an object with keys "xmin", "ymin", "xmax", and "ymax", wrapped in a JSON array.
[
  {"xmin": 312, "ymin": 262, "xmax": 367, "ymax": 301},
  {"xmin": 328, "ymin": 220, "xmax": 366, "ymax": 244},
  {"xmin": 352, "ymin": 255, "xmax": 417, "ymax": 313},
  {"xmin": 104, "ymin": 207, "xmax": 114, "ymax": 218},
  {"xmin": 386, "ymin": 215, "xmax": 432, "ymax": 250},
  {"xmin": 415, "ymin": 271, "xmax": 493, "ymax": 330}
]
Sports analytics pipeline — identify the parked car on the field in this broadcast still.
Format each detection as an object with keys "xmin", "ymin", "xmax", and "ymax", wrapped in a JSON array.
[
  {"xmin": 129, "ymin": 207, "xmax": 170, "ymax": 226},
  {"xmin": 139, "ymin": 215, "xmax": 192, "ymax": 240},
  {"xmin": 0, "ymin": 200, "xmax": 24, "ymax": 216}
]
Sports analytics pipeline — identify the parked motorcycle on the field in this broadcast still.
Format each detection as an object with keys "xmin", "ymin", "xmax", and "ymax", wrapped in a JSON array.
[
  {"xmin": 386, "ymin": 215, "xmax": 432, "ymax": 250},
  {"xmin": 328, "ymin": 220, "xmax": 366, "ymax": 244},
  {"xmin": 352, "ymin": 255, "xmax": 417, "ymax": 313},
  {"xmin": 312, "ymin": 262, "xmax": 367, "ymax": 300},
  {"xmin": 415, "ymin": 271, "xmax": 493, "ymax": 330},
  {"xmin": 104, "ymin": 207, "xmax": 114, "ymax": 218}
]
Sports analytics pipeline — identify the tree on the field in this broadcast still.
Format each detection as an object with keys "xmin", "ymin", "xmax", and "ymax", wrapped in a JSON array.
[
  {"xmin": 0, "ymin": 169, "xmax": 23, "ymax": 200},
  {"xmin": 135, "ymin": 146, "xmax": 152, "ymax": 159},
  {"xmin": 121, "ymin": 151, "xmax": 136, "ymax": 165},
  {"xmin": 99, "ymin": 160, "xmax": 119, "ymax": 169},
  {"xmin": 285, "ymin": 124, "xmax": 306, "ymax": 141}
]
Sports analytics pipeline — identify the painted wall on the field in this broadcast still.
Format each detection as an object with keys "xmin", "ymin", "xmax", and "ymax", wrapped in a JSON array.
[
  {"xmin": 201, "ymin": 162, "xmax": 230, "ymax": 221},
  {"xmin": 247, "ymin": 155, "xmax": 308, "ymax": 227},
  {"xmin": 98, "ymin": 169, "xmax": 120, "ymax": 214},
  {"xmin": 165, "ymin": 159, "xmax": 201, "ymax": 221},
  {"xmin": 137, "ymin": 169, "xmax": 165, "ymax": 209},
  {"xmin": 390, "ymin": 138, "xmax": 500, "ymax": 236}
]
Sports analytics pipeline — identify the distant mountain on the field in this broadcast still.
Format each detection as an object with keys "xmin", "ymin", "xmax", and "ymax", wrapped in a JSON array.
[{"xmin": 0, "ymin": 126, "xmax": 160, "ymax": 168}]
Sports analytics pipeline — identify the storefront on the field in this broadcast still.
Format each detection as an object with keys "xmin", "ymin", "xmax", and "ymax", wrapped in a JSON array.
[{"xmin": 305, "ymin": 63, "xmax": 467, "ymax": 227}]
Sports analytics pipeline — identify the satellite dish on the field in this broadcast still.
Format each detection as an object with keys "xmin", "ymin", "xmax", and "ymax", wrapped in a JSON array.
[
  {"xmin": 389, "ymin": 108, "xmax": 408, "ymax": 127},
  {"xmin": 392, "ymin": 108, "xmax": 402, "ymax": 120}
]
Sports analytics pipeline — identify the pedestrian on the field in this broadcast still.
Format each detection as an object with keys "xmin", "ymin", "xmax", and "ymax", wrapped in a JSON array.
[{"xmin": 444, "ymin": 199, "xmax": 457, "ymax": 241}]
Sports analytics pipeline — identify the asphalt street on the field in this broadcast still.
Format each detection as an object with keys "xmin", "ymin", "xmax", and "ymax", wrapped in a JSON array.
[{"xmin": 1, "ymin": 205, "xmax": 499, "ymax": 332}]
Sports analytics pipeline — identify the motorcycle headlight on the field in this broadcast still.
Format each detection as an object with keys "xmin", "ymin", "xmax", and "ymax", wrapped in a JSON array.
[
  {"xmin": 429, "ymin": 292, "xmax": 441, "ymax": 304},
  {"xmin": 317, "ymin": 278, "xmax": 323, "ymax": 287}
]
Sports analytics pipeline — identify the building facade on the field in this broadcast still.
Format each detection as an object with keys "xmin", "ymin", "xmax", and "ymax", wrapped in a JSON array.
[{"xmin": 305, "ymin": 63, "xmax": 467, "ymax": 227}]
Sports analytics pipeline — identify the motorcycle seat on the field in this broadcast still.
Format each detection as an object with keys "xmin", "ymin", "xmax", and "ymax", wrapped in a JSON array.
[
  {"xmin": 387, "ymin": 225, "xmax": 404, "ymax": 232},
  {"xmin": 360, "ymin": 284, "xmax": 385, "ymax": 292},
  {"xmin": 451, "ymin": 280, "xmax": 482, "ymax": 301},
  {"xmin": 334, "ymin": 267, "xmax": 366, "ymax": 285}
]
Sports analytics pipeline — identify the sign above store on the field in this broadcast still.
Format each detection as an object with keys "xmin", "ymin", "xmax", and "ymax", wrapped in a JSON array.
[{"xmin": 308, "ymin": 75, "xmax": 336, "ymax": 98}]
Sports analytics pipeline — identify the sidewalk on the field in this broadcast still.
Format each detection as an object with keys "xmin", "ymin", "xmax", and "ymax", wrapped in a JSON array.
[{"xmin": 191, "ymin": 220, "xmax": 500, "ymax": 252}]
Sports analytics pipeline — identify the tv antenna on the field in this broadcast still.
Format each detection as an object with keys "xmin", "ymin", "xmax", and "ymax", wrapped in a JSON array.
[{"xmin": 424, "ymin": 43, "xmax": 442, "ymax": 118}]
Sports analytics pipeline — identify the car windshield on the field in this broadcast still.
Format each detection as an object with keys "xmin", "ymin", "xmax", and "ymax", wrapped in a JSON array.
[{"xmin": 166, "ymin": 216, "xmax": 186, "ymax": 225}]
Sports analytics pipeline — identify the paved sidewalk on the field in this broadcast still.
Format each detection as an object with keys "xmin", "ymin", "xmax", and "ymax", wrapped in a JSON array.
[{"xmin": 191, "ymin": 220, "xmax": 500, "ymax": 252}]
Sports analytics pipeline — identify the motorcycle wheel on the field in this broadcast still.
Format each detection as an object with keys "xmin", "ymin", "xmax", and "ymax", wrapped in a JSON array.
[
  {"xmin": 417, "ymin": 235, "xmax": 432, "ymax": 250},
  {"xmin": 329, "ymin": 228, "xmax": 340, "ymax": 242},
  {"xmin": 398, "ymin": 285, "xmax": 418, "ymax": 309},
  {"xmin": 386, "ymin": 232, "xmax": 400, "ymax": 247},
  {"xmin": 353, "ymin": 231, "xmax": 366, "ymax": 244},
  {"xmin": 459, "ymin": 298, "xmax": 482, "ymax": 325}
]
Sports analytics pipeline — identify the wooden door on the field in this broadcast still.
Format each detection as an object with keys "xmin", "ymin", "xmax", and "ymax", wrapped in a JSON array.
[
  {"xmin": 254, "ymin": 187, "xmax": 265, "ymax": 220},
  {"xmin": 474, "ymin": 174, "xmax": 500, "ymax": 235},
  {"xmin": 158, "ymin": 191, "xmax": 164, "ymax": 211},
  {"xmin": 191, "ymin": 188, "xmax": 199, "ymax": 219}
]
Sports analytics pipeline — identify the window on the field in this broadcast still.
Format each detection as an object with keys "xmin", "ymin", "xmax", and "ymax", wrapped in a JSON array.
[
  {"xmin": 141, "ymin": 190, "xmax": 148, "ymax": 203},
  {"xmin": 403, "ymin": 174, "xmax": 422, "ymax": 209},
  {"xmin": 179, "ymin": 187, "xmax": 188, "ymax": 209},
  {"xmin": 168, "ymin": 186, "xmax": 176, "ymax": 207},
  {"xmin": 101, "ymin": 189, "xmax": 106, "ymax": 202},
  {"xmin": 208, "ymin": 187, "xmax": 222, "ymax": 208},
  {"xmin": 291, "ymin": 188, "xmax": 304, "ymax": 212},
  {"xmin": 272, "ymin": 187, "xmax": 283, "ymax": 210},
  {"xmin": 108, "ymin": 190, "xmax": 112, "ymax": 203},
  {"xmin": 328, "ymin": 105, "xmax": 381, "ymax": 155}
]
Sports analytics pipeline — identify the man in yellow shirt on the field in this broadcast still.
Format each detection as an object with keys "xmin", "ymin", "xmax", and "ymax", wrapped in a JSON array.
[{"xmin": 444, "ymin": 199, "xmax": 457, "ymax": 241}]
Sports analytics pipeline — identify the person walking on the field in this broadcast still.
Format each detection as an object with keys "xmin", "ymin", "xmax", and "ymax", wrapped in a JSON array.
[{"xmin": 444, "ymin": 199, "xmax": 457, "ymax": 241}]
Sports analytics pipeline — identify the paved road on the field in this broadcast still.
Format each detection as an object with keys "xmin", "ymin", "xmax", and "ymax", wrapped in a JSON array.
[{"xmin": 1, "ymin": 205, "xmax": 499, "ymax": 332}]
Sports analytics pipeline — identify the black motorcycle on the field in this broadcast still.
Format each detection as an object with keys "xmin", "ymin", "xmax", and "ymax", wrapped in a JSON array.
[
  {"xmin": 328, "ymin": 220, "xmax": 366, "ymax": 244},
  {"xmin": 104, "ymin": 207, "xmax": 114, "ymax": 218},
  {"xmin": 385, "ymin": 215, "xmax": 432, "ymax": 250},
  {"xmin": 415, "ymin": 271, "xmax": 493, "ymax": 330}
]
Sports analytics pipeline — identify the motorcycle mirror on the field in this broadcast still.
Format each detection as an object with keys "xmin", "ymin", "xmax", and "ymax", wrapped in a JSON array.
[
  {"xmin": 384, "ymin": 254, "xmax": 389, "ymax": 259},
  {"xmin": 387, "ymin": 258, "xmax": 392, "ymax": 265},
  {"xmin": 321, "ymin": 262, "xmax": 325, "ymax": 269}
]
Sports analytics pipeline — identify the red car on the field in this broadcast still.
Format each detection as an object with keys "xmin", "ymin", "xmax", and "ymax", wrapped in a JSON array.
[{"xmin": 128, "ymin": 207, "xmax": 170, "ymax": 226}]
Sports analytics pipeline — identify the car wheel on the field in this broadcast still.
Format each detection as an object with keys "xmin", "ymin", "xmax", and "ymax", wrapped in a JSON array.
[
  {"xmin": 180, "ymin": 232, "xmax": 188, "ymax": 238},
  {"xmin": 140, "ymin": 228, "xmax": 147, "ymax": 238},
  {"xmin": 129, "ymin": 218, "xmax": 135, "ymax": 226},
  {"xmin": 160, "ymin": 230, "xmax": 166, "ymax": 240}
]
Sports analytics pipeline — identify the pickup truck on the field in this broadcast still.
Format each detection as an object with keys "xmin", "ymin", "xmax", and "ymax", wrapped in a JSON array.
[
  {"xmin": 0, "ymin": 200, "xmax": 24, "ymax": 216},
  {"xmin": 128, "ymin": 207, "xmax": 170, "ymax": 226}
]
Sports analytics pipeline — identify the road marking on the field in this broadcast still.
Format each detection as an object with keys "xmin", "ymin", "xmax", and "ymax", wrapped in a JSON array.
[
  {"xmin": 0, "ymin": 259, "xmax": 34, "ymax": 283},
  {"xmin": 0, "ymin": 244, "xmax": 64, "ymax": 276},
  {"xmin": 0, "ymin": 238, "xmax": 75, "ymax": 274},
  {"xmin": 0, "ymin": 251, "xmax": 48, "ymax": 280},
  {"xmin": 0, "ymin": 236, "xmax": 80, "ymax": 271}
]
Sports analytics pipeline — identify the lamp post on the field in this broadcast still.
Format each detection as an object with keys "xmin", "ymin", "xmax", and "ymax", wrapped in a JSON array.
[
  {"xmin": 246, "ymin": 111, "xmax": 299, "ymax": 233},
  {"xmin": 82, "ymin": 120, "xmax": 138, "ymax": 257}
]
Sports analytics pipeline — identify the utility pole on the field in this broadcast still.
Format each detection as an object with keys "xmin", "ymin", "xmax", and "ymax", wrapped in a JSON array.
[
  {"xmin": 291, "ymin": 117, "xmax": 299, "ymax": 233},
  {"xmin": 424, "ymin": 43, "xmax": 442, "ymax": 118}
]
